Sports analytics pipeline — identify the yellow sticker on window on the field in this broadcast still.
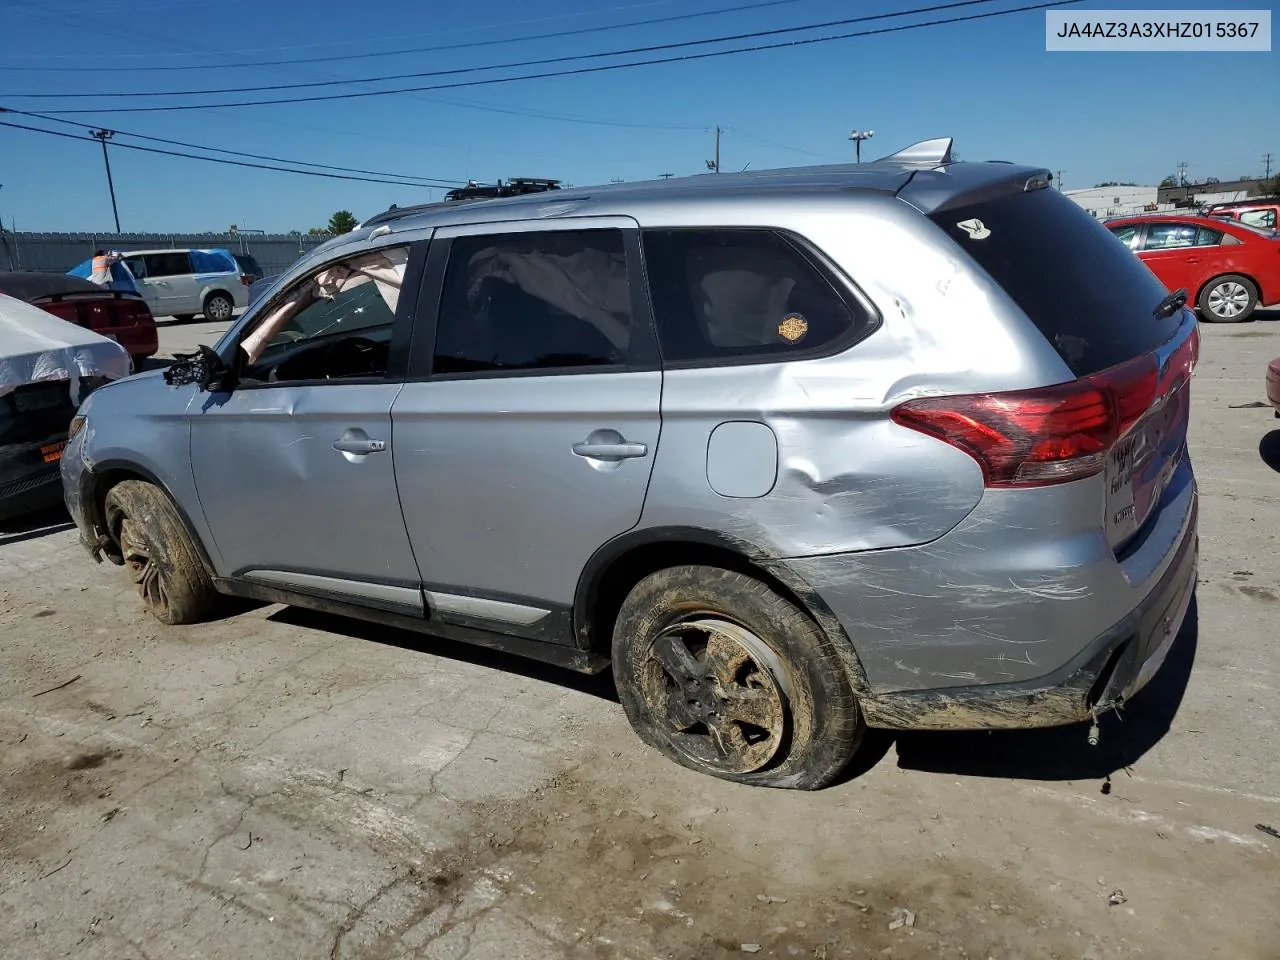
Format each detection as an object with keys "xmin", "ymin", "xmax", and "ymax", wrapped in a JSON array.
[{"xmin": 778, "ymin": 313, "xmax": 808, "ymax": 344}]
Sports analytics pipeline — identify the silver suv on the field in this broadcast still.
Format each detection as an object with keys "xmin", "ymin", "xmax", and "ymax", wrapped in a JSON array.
[{"xmin": 61, "ymin": 139, "xmax": 1199, "ymax": 790}]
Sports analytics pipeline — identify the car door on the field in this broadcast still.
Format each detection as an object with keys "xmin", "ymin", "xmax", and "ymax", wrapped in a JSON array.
[
  {"xmin": 188, "ymin": 240, "xmax": 428, "ymax": 614},
  {"xmin": 1135, "ymin": 220, "xmax": 1208, "ymax": 293},
  {"xmin": 120, "ymin": 254, "xmax": 163, "ymax": 314},
  {"xmin": 139, "ymin": 251, "xmax": 194, "ymax": 315},
  {"xmin": 390, "ymin": 221, "xmax": 662, "ymax": 641}
]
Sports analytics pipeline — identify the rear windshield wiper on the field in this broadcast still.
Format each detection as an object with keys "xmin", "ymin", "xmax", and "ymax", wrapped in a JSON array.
[{"xmin": 1154, "ymin": 287, "xmax": 1188, "ymax": 319}]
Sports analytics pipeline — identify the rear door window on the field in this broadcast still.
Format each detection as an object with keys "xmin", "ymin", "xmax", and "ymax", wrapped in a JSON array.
[
  {"xmin": 433, "ymin": 229, "xmax": 634, "ymax": 375},
  {"xmin": 1141, "ymin": 223, "xmax": 1198, "ymax": 250},
  {"xmin": 143, "ymin": 251, "xmax": 193, "ymax": 277},
  {"xmin": 641, "ymin": 228, "xmax": 870, "ymax": 364},
  {"xmin": 929, "ymin": 188, "xmax": 1177, "ymax": 376}
]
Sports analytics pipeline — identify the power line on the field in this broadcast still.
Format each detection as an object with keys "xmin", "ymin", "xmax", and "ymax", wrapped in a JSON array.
[
  {"xmin": 0, "ymin": 0, "xmax": 816, "ymax": 72},
  {"xmin": 1, "ymin": 0, "xmax": 686, "ymax": 62},
  {"xmin": 2, "ymin": 107, "xmax": 465, "ymax": 184},
  {"xmin": 28, "ymin": 1, "xmax": 1085, "ymax": 115},
  {"xmin": 3, "ymin": 0, "xmax": 1059, "ymax": 99},
  {"xmin": 0, "ymin": 118, "xmax": 456, "ymax": 188}
]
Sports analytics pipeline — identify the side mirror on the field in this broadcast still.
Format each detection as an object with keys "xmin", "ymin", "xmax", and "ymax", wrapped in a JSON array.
[{"xmin": 163, "ymin": 344, "xmax": 237, "ymax": 392}]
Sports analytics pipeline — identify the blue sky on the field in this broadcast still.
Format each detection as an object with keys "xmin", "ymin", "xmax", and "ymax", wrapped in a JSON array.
[{"xmin": 0, "ymin": 0, "xmax": 1276, "ymax": 233}]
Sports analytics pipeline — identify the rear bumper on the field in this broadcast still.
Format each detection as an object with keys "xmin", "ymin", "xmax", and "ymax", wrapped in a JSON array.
[{"xmin": 857, "ymin": 503, "xmax": 1197, "ymax": 730}]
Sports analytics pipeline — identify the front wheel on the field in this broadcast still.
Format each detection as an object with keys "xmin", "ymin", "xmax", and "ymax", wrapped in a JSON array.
[
  {"xmin": 202, "ymin": 292, "xmax": 235, "ymax": 323},
  {"xmin": 1199, "ymin": 274, "xmax": 1258, "ymax": 323},
  {"xmin": 612, "ymin": 565, "xmax": 863, "ymax": 790},
  {"xmin": 103, "ymin": 480, "xmax": 221, "ymax": 625}
]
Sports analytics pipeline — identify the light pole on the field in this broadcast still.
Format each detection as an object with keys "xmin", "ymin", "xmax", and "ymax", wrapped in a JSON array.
[
  {"xmin": 848, "ymin": 128, "xmax": 875, "ymax": 164},
  {"xmin": 90, "ymin": 129, "xmax": 121, "ymax": 232}
]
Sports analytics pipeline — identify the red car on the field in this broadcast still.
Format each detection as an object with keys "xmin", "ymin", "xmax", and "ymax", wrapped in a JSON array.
[
  {"xmin": 1206, "ymin": 201, "xmax": 1279, "ymax": 231},
  {"xmin": 1106, "ymin": 214, "xmax": 1280, "ymax": 323},
  {"xmin": 0, "ymin": 272, "xmax": 158, "ymax": 364}
]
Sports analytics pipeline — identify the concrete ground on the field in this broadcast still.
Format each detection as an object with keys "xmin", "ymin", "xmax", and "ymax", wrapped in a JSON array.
[{"xmin": 2, "ymin": 314, "xmax": 1278, "ymax": 960}]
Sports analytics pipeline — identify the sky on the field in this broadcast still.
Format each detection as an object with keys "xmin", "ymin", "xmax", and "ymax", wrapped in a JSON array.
[{"xmin": 0, "ymin": 0, "xmax": 1276, "ymax": 234}]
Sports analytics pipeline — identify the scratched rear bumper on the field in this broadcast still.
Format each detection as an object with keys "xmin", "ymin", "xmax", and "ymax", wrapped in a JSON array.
[
  {"xmin": 771, "ymin": 456, "xmax": 1198, "ymax": 729},
  {"xmin": 856, "ymin": 509, "xmax": 1197, "ymax": 730}
]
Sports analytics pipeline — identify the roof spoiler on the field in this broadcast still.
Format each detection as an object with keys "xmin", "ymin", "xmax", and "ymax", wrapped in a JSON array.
[{"xmin": 875, "ymin": 137, "xmax": 954, "ymax": 167}]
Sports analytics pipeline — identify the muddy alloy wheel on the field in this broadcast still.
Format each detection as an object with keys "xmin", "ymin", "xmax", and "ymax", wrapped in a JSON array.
[
  {"xmin": 644, "ymin": 617, "xmax": 789, "ymax": 774},
  {"xmin": 119, "ymin": 517, "xmax": 167, "ymax": 614},
  {"xmin": 103, "ymin": 480, "xmax": 221, "ymax": 625},
  {"xmin": 613, "ymin": 565, "xmax": 863, "ymax": 790}
]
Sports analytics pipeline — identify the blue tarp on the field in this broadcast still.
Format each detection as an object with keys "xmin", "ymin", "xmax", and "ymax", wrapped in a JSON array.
[{"xmin": 67, "ymin": 257, "xmax": 140, "ymax": 295}]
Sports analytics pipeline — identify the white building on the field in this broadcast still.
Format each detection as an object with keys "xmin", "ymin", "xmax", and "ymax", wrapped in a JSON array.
[{"xmin": 1065, "ymin": 185, "xmax": 1260, "ymax": 220}]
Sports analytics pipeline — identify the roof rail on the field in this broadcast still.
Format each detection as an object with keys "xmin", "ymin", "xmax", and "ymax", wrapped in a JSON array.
[{"xmin": 875, "ymin": 137, "xmax": 954, "ymax": 167}]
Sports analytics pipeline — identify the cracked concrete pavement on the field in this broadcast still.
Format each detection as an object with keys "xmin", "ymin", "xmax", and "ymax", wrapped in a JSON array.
[{"xmin": 1, "ymin": 317, "xmax": 1278, "ymax": 959}]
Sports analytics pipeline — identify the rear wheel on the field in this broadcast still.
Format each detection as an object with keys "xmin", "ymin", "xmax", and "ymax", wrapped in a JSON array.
[
  {"xmin": 612, "ymin": 565, "xmax": 863, "ymax": 789},
  {"xmin": 202, "ymin": 292, "xmax": 235, "ymax": 323},
  {"xmin": 103, "ymin": 480, "xmax": 221, "ymax": 625},
  {"xmin": 1198, "ymin": 274, "xmax": 1258, "ymax": 323}
]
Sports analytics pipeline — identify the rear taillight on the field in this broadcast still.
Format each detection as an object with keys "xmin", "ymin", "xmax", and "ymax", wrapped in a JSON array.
[
  {"xmin": 110, "ymin": 298, "xmax": 151, "ymax": 326},
  {"xmin": 891, "ymin": 333, "xmax": 1196, "ymax": 489},
  {"xmin": 38, "ymin": 300, "xmax": 79, "ymax": 324}
]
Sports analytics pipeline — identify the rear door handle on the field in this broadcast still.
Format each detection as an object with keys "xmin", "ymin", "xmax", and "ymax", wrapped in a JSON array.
[
  {"xmin": 333, "ymin": 437, "xmax": 386, "ymax": 454},
  {"xmin": 572, "ymin": 439, "xmax": 648, "ymax": 461}
]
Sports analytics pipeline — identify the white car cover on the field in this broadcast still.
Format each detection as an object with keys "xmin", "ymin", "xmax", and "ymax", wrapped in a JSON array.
[{"xmin": 0, "ymin": 293, "xmax": 132, "ymax": 401}]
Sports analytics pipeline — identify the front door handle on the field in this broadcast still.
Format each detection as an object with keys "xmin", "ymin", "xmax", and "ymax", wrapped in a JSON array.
[
  {"xmin": 572, "ymin": 431, "xmax": 648, "ymax": 461},
  {"xmin": 333, "ymin": 437, "xmax": 386, "ymax": 454}
]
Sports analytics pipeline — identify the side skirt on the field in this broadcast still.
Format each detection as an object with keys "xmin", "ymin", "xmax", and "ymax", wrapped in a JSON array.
[{"xmin": 213, "ymin": 577, "xmax": 611, "ymax": 675}]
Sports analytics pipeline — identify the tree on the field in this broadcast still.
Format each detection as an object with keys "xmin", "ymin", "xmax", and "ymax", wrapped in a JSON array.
[
  {"xmin": 1159, "ymin": 175, "xmax": 1179, "ymax": 188},
  {"xmin": 327, "ymin": 210, "xmax": 358, "ymax": 234},
  {"xmin": 1262, "ymin": 175, "xmax": 1280, "ymax": 198},
  {"xmin": 307, "ymin": 227, "xmax": 329, "ymax": 236}
]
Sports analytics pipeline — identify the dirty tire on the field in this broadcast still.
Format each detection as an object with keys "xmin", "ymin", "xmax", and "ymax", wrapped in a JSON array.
[
  {"xmin": 202, "ymin": 292, "xmax": 235, "ymax": 323},
  {"xmin": 1198, "ymin": 274, "xmax": 1257, "ymax": 323},
  {"xmin": 103, "ymin": 480, "xmax": 220, "ymax": 625},
  {"xmin": 612, "ymin": 565, "xmax": 863, "ymax": 790}
]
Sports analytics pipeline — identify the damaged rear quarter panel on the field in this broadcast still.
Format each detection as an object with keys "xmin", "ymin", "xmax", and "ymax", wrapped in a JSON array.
[{"xmin": 636, "ymin": 197, "xmax": 1071, "ymax": 560}]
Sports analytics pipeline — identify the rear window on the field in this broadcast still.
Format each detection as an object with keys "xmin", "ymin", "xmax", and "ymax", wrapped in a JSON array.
[
  {"xmin": 642, "ymin": 228, "xmax": 870, "ymax": 364},
  {"xmin": 930, "ymin": 188, "xmax": 1176, "ymax": 376},
  {"xmin": 190, "ymin": 250, "xmax": 236, "ymax": 274}
]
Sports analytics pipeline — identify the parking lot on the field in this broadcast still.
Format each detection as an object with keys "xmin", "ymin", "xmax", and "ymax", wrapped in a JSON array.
[{"xmin": 1, "ymin": 314, "xmax": 1278, "ymax": 959}]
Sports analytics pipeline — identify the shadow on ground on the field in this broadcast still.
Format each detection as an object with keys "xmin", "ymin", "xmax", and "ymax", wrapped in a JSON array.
[
  {"xmin": 0, "ymin": 505, "xmax": 73, "ymax": 545},
  {"xmin": 1259, "ymin": 430, "xmax": 1280, "ymax": 473},
  {"xmin": 890, "ymin": 597, "xmax": 1200, "ymax": 783},
  {"xmin": 267, "ymin": 605, "xmax": 620, "ymax": 702}
]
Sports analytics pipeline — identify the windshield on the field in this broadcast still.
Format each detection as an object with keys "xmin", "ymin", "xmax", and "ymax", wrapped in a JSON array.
[{"xmin": 929, "ymin": 187, "xmax": 1178, "ymax": 376}]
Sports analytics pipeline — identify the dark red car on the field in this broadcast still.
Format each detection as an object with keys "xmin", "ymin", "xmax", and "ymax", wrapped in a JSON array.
[
  {"xmin": 1106, "ymin": 214, "xmax": 1280, "ymax": 323},
  {"xmin": 0, "ymin": 272, "xmax": 158, "ymax": 364}
]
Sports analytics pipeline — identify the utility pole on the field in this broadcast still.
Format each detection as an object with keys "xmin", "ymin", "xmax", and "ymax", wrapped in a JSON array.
[
  {"xmin": 1176, "ymin": 161, "xmax": 1189, "ymax": 187},
  {"xmin": 706, "ymin": 126, "xmax": 722, "ymax": 173},
  {"xmin": 90, "ymin": 129, "xmax": 121, "ymax": 232},
  {"xmin": 1265, "ymin": 153, "xmax": 1274, "ymax": 180},
  {"xmin": 848, "ymin": 128, "xmax": 875, "ymax": 164},
  {"xmin": 659, "ymin": 173, "xmax": 674, "ymax": 179},
  {"xmin": 1055, "ymin": 170, "xmax": 1064, "ymax": 191}
]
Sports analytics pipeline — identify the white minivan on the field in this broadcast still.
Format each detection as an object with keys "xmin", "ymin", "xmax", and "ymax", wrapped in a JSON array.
[{"xmin": 118, "ymin": 248, "xmax": 249, "ymax": 322}]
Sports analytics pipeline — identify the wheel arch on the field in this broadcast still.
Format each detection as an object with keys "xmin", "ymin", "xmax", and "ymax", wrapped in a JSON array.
[
  {"xmin": 86, "ymin": 459, "xmax": 217, "ymax": 577},
  {"xmin": 573, "ymin": 526, "xmax": 873, "ymax": 697}
]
